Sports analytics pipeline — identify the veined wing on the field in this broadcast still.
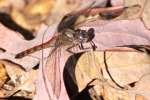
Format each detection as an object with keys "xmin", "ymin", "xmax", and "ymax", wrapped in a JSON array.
[{"xmin": 42, "ymin": 45, "xmax": 62, "ymax": 99}]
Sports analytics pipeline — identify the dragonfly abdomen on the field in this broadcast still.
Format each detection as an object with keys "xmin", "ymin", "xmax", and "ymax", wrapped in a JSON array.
[
  {"xmin": 15, "ymin": 45, "xmax": 42, "ymax": 58},
  {"xmin": 15, "ymin": 39, "xmax": 55, "ymax": 58}
]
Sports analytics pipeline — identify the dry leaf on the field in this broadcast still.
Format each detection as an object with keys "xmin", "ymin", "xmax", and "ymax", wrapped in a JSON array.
[
  {"xmin": 74, "ymin": 49, "xmax": 150, "ymax": 100},
  {"xmin": 0, "ymin": 63, "xmax": 7, "ymax": 88},
  {"xmin": 0, "ymin": 60, "xmax": 37, "ymax": 98}
]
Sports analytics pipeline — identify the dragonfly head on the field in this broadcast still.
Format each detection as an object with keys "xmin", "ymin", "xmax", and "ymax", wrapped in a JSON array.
[
  {"xmin": 63, "ymin": 28, "xmax": 95, "ymax": 44},
  {"xmin": 74, "ymin": 28, "xmax": 95, "ymax": 43}
]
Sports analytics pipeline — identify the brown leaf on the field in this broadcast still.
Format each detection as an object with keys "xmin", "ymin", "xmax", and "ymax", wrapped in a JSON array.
[
  {"xmin": 75, "ymin": 49, "xmax": 150, "ymax": 100},
  {"xmin": 0, "ymin": 60, "xmax": 37, "ymax": 98}
]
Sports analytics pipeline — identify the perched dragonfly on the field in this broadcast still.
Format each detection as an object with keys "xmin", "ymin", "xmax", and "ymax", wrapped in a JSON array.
[
  {"xmin": 15, "ymin": 28, "xmax": 96, "ymax": 58},
  {"xmin": 14, "ymin": 1, "xmax": 129, "ymax": 99}
]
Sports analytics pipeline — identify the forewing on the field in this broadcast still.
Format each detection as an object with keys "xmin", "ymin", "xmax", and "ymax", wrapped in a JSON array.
[{"xmin": 43, "ymin": 46, "xmax": 61, "ymax": 99}]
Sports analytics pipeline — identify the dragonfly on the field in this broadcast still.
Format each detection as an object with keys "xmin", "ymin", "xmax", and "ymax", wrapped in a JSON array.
[
  {"xmin": 15, "ymin": 28, "xmax": 96, "ymax": 59},
  {"xmin": 14, "ymin": 1, "xmax": 129, "ymax": 99},
  {"xmin": 15, "ymin": 0, "xmax": 126, "ymax": 59}
]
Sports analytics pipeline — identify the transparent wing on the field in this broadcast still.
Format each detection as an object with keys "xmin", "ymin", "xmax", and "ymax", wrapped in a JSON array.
[
  {"xmin": 42, "ymin": 46, "xmax": 61, "ymax": 99},
  {"xmin": 38, "ymin": 23, "xmax": 63, "ymax": 99}
]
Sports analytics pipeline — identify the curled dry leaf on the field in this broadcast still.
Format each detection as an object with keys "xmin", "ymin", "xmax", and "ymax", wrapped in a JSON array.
[
  {"xmin": 0, "ymin": 60, "xmax": 26, "ymax": 85},
  {"xmin": 73, "ymin": 48, "xmax": 150, "ymax": 100},
  {"xmin": 0, "ymin": 60, "xmax": 37, "ymax": 98}
]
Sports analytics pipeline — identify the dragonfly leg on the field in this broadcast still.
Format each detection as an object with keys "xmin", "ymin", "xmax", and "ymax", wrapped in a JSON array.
[
  {"xmin": 78, "ymin": 43, "xmax": 84, "ymax": 50},
  {"xmin": 90, "ymin": 41, "xmax": 97, "ymax": 50},
  {"xmin": 66, "ymin": 44, "xmax": 78, "ymax": 53},
  {"xmin": 79, "ymin": 41, "xmax": 97, "ymax": 50}
]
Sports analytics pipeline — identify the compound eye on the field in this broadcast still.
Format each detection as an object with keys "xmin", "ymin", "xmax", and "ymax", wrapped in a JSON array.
[
  {"xmin": 87, "ymin": 28, "xmax": 95, "ymax": 42},
  {"xmin": 88, "ymin": 28, "xmax": 94, "ymax": 34}
]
